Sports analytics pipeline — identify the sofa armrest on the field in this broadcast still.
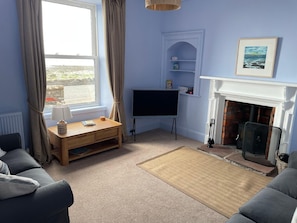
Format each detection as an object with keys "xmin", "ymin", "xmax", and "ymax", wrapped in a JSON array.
[
  {"xmin": 0, "ymin": 133, "xmax": 22, "ymax": 152},
  {"xmin": 0, "ymin": 180, "xmax": 74, "ymax": 223},
  {"xmin": 288, "ymin": 151, "xmax": 297, "ymax": 169}
]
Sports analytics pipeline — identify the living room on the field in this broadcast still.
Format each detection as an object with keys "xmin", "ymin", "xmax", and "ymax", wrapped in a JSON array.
[
  {"xmin": 1, "ymin": 0, "xmax": 297, "ymax": 154},
  {"xmin": 1, "ymin": 0, "xmax": 297, "ymax": 222}
]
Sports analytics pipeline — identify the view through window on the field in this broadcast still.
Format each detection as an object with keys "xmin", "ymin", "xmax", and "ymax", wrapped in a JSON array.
[{"xmin": 42, "ymin": 0, "xmax": 98, "ymax": 111}]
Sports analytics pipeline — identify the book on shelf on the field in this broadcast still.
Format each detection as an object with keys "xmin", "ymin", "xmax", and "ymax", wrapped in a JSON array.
[
  {"xmin": 69, "ymin": 147, "xmax": 89, "ymax": 155},
  {"xmin": 82, "ymin": 120, "xmax": 96, "ymax": 126}
]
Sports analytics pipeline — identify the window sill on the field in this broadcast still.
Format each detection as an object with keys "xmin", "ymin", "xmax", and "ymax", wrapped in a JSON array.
[{"xmin": 44, "ymin": 105, "xmax": 107, "ymax": 127}]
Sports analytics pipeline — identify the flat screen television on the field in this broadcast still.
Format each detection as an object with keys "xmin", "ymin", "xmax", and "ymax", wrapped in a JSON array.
[{"xmin": 132, "ymin": 89, "xmax": 179, "ymax": 118}]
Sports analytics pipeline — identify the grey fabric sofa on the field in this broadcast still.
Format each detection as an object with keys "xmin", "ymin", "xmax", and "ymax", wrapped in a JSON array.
[
  {"xmin": 227, "ymin": 151, "xmax": 297, "ymax": 223},
  {"xmin": 0, "ymin": 133, "xmax": 74, "ymax": 223}
]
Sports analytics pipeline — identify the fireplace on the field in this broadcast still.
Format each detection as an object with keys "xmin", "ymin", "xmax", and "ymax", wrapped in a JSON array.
[
  {"xmin": 201, "ymin": 76, "xmax": 297, "ymax": 160},
  {"xmin": 222, "ymin": 100, "xmax": 274, "ymax": 147},
  {"xmin": 220, "ymin": 100, "xmax": 282, "ymax": 166}
]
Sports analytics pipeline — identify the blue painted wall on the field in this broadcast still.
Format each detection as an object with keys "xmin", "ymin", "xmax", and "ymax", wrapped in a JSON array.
[
  {"xmin": 124, "ymin": 0, "xmax": 297, "ymax": 152},
  {"xmin": 160, "ymin": 0, "xmax": 297, "ymax": 151},
  {"xmin": 1, "ymin": 0, "xmax": 297, "ymax": 151},
  {"xmin": 0, "ymin": 1, "xmax": 29, "ymax": 147},
  {"xmin": 165, "ymin": 0, "xmax": 297, "ymax": 82},
  {"xmin": 125, "ymin": 1, "xmax": 163, "ymax": 132}
]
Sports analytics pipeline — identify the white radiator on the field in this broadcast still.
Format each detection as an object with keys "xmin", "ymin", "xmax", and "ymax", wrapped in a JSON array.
[{"xmin": 0, "ymin": 112, "xmax": 25, "ymax": 149}]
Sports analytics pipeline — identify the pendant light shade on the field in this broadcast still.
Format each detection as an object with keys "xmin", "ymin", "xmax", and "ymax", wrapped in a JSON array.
[{"xmin": 145, "ymin": 0, "xmax": 181, "ymax": 11}]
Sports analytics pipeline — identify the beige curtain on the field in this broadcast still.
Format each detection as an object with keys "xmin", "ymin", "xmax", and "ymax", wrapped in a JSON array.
[
  {"xmin": 102, "ymin": 0, "xmax": 127, "ymax": 140},
  {"xmin": 16, "ymin": 0, "xmax": 51, "ymax": 164}
]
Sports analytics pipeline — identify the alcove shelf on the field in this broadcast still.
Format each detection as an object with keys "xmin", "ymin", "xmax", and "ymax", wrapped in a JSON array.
[
  {"xmin": 169, "ymin": 70, "xmax": 195, "ymax": 73},
  {"xmin": 161, "ymin": 30, "xmax": 204, "ymax": 96}
]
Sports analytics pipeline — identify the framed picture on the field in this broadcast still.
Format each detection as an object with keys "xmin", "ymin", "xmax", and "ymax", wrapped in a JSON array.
[
  {"xmin": 166, "ymin": 80, "xmax": 173, "ymax": 89},
  {"xmin": 236, "ymin": 37, "xmax": 278, "ymax": 78}
]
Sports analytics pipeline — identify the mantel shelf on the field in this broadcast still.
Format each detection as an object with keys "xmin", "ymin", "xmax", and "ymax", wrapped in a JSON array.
[{"xmin": 200, "ymin": 76, "xmax": 297, "ymax": 88}]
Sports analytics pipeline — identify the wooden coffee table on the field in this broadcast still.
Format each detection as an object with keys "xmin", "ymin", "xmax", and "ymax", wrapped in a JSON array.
[{"xmin": 48, "ymin": 118, "xmax": 122, "ymax": 165}]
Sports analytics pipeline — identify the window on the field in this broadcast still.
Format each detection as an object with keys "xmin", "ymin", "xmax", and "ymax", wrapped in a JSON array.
[{"xmin": 42, "ymin": 0, "xmax": 98, "ymax": 111}]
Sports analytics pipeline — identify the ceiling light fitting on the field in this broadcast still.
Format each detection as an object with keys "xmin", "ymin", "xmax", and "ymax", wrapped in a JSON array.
[{"xmin": 145, "ymin": 0, "xmax": 181, "ymax": 11}]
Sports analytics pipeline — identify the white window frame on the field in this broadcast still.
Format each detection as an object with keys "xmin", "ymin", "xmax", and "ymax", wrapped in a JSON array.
[{"xmin": 42, "ymin": 0, "xmax": 100, "ymax": 112}]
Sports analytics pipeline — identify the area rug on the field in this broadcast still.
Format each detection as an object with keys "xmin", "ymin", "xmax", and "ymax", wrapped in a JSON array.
[{"xmin": 137, "ymin": 146, "xmax": 273, "ymax": 218}]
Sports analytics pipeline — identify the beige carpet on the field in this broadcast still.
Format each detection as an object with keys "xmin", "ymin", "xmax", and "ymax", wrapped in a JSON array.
[
  {"xmin": 137, "ymin": 146, "xmax": 273, "ymax": 218},
  {"xmin": 45, "ymin": 129, "xmax": 228, "ymax": 223}
]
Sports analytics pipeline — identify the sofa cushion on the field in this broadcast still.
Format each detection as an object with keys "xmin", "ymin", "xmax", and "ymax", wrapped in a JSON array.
[
  {"xmin": 288, "ymin": 151, "xmax": 297, "ymax": 169},
  {"xmin": 239, "ymin": 187, "xmax": 297, "ymax": 223},
  {"xmin": 0, "ymin": 148, "xmax": 6, "ymax": 157},
  {"xmin": 292, "ymin": 208, "xmax": 297, "ymax": 223},
  {"xmin": 17, "ymin": 168, "xmax": 54, "ymax": 187},
  {"xmin": 0, "ymin": 173, "xmax": 40, "ymax": 200},
  {"xmin": 0, "ymin": 160, "xmax": 10, "ymax": 174},
  {"xmin": 267, "ymin": 168, "xmax": 297, "ymax": 199},
  {"xmin": 0, "ymin": 149, "xmax": 41, "ymax": 174}
]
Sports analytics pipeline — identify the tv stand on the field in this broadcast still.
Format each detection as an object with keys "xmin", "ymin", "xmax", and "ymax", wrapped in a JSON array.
[{"xmin": 132, "ymin": 117, "xmax": 177, "ymax": 141}]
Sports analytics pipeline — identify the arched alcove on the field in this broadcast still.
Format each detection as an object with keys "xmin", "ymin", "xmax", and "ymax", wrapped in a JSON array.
[{"xmin": 161, "ymin": 30, "xmax": 204, "ymax": 96}]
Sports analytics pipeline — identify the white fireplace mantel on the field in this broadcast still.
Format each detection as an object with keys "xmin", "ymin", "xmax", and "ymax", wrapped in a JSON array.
[{"xmin": 200, "ymin": 76, "xmax": 297, "ymax": 154}]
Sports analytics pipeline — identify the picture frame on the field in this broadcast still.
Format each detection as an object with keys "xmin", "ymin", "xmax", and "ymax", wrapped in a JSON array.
[
  {"xmin": 166, "ymin": 80, "xmax": 173, "ymax": 89},
  {"xmin": 236, "ymin": 37, "xmax": 278, "ymax": 78}
]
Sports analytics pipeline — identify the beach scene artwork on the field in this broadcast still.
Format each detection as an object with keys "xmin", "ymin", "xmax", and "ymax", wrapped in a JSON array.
[
  {"xmin": 236, "ymin": 37, "xmax": 278, "ymax": 77},
  {"xmin": 243, "ymin": 46, "xmax": 268, "ymax": 69}
]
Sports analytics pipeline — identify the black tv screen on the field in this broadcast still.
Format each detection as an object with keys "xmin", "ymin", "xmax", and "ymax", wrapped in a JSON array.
[{"xmin": 132, "ymin": 89, "xmax": 179, "ymax": 117}]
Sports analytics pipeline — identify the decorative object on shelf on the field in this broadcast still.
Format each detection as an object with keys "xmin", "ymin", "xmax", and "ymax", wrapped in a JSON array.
[
  {"xmin": 173, "ymin": 61, "xmax": 179, "ymax": 70},
  {"xmin": 207, "ymin": 119, "xmax": 215, "ymax": 148},
  {"xmin": 166, "ymin": 80, "xmax": 173, "ymax": 89},
  {"xmin": 178, "ymin": 86, "xmax": 188, "ymax": 93},
  {"xmin": 51, "ymin": 104, "xmax": 72, "ymax": 135},
  {"xmin": 236, "ymin": 37, "xmax": 278, "ymax": 78},
  {"xmin": 69, "ymin": 147, "xmax": 89, "ymax": 155},
  {"xmin": 171, "ymin": 56, "xmax": 178, "ymax": 61},
  {"xmin": 145, "ymin": 0, "xmax": 181, "ymax": 11},
  {"xmin": 186, "ymin": 87, "xmax": 193, "ymax": 94}
]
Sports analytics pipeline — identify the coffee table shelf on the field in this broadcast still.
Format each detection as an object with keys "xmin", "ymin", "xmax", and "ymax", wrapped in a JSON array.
[{"xmin": 68, "ymin": 139, "xmax": 119, "ymax": 162}]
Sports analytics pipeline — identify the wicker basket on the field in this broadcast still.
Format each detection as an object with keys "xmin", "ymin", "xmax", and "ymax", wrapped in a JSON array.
[{"xmin": 275, "ymin": 151, "xmax": 288, "ymax": 174}]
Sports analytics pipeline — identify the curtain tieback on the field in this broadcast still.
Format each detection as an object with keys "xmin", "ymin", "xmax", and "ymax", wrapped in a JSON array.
[{"xmin": 28, "ymin": 101, "xmax": 43, "ymax": 114}]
